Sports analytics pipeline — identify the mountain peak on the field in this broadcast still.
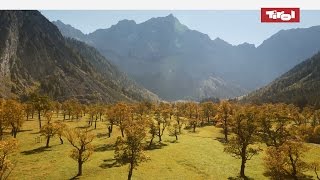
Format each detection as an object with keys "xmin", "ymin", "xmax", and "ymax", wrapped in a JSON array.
[
  {"xmin": 212, "ymin": 37, "xmax": 232, "ymax": 46},
  {"xmin": 117, "ymin": 19, "xmax": 136, "ymax": 25},
  {"xmin": 52, "ymin": 20, "xmax": 86, "ymax": 39},
  {"xmin": 165, "ymin": 13, "xmax": 175, "ymax": 19}
]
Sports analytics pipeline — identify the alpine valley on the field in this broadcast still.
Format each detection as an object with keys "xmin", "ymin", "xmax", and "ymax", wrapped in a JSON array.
[{"xmin": 53, "ymin": 15, "xmax": 320, "ymax": 101}]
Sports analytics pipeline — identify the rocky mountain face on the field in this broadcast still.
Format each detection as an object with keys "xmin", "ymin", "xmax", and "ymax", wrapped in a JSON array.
[
  {"xmin": 0, "ymin": 11, "xmax": 159, "ymax": 103},
  {"xmin": 245, "ymin": 51, "xmax": 320, "ymax": 107},
  {"xmin": 53, "ymin": 14, "xmax": 320, "ymax": 101},
  {"xmin": 54, "ymin": 15, "xmax": 251, "ymax": 100}
]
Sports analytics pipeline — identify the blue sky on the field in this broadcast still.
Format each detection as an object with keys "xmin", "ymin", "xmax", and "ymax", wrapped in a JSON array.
[{"xmin": 41, "ymin": 10, "xmax": 320, "ymax": 46}]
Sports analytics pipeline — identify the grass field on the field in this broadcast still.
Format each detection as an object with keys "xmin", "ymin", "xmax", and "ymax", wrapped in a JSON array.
[{"xmin": 8, "ymin": 114, "xmax": 320, "ymax": 180}]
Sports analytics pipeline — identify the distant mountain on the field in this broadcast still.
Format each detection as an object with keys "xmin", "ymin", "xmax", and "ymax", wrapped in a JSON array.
[
  {"xmin": 53, "ymin": 20, "xmax": 87, "ymax": 41},
  {"xmin": 53, "ymin": 14, "xmax": 320, "ymax": 101},
  {"xmin": 54, "ymin": 14, "xmax": 249, "ymax": 100},
  {"xmin": 0, "ymin": 11, "xmax": 158, "ymax": 103},
  {"xmin": 245, "ymin": 51, "xmax": 320, "ymax": 107},
  {"xmin": 255, "ymin": 26, "xmax": 320, "ymax": 84}
]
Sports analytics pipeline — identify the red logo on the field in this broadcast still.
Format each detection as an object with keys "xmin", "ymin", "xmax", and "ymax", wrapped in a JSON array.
[{"xmin": 261, "ymin": 8, "xmax": 300, "ymax": 23}]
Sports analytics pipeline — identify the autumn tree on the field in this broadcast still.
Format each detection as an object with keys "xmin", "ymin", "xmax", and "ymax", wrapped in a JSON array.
[
  {"xmin": 87, "ymin": 104, "xmax": 97, "ymax": 126},
  {"xmin": 93, "ymin": 104, "xmax": 105, "ymax": 129},
  {"xmin": 53, "ymin": 101, "xmax": 61, "ymax": 118},
  {"xmin": 311, "ymin": 109, "xmax": 320, "ymax": 127},
  {"xmin": 0, "ymin": 138, "xmax": 18, "ymax": 180},
  {"xmin": 113, "ymin": 102, "xmax": 130, "ymax": 137},
  {"xmin": 154, "ymin": 106, "xmax": 170, "ymax": 142},
  {"xmin": 134, "ymin": 102, "xmax": 148, "ymax": 118},
  {"xmin": 106, "ymin": 105, "xmax": 116, "ymax": 137},
  {"xmin": 66, "ymin": 128, "xmax": 95, "ymax": 176},
  {"xmin": 3, "ymin": 100, "xmax": 24, "ymax": 138},
  {"xmin": 62, "ymin": 100, "xmax": 72, "ymax": 120},
  {"xmin": 259, "ymin": 104, "xmax": 312, "ymax": 179},
  {"xmin": 70, "ymin": 99, "xmax": 82, "ymax": 120},
  {"xmin": 215, "ymin": 101, "xmax": 233, "ymax": 142},
  {"xmin": 174, "ymin": 102, "xmax": 186, "ymax": 133},
  {"xmin": 311, "ymin": 162, "xmax": 320, "ymax": 180},
  {"xmin": 224, "ymin": 105, "xmax": 261, "ymax": 178},
  {"xmin": 0, "ymin": 100, "xmax": 8, "ymax": 140},
  {"xmin": 24, "ymin": 102, "xmax": 34, "ymax": 120},
  {"xmin": 148, "ymin": 121, "xmax": 157, "ymax": 148},
  {"xmin": 30, "ymin": 93, "xmax": 52, "ymax": 129},
  {"xmin": 259, "ymin": 103, "xmax": 291, "ymax": 147},
  {"xmin": 186, "ymin": 102, "xmax": 200, "ymax": 132},
  {"xmin": 264, "ymin": 140, "xmax": 309, "ymax": 180},
  {"xmin": 54, "ymin": 121, "xmax": 67, "ymax": 144},
  {"xmin": 40, "ymin": 112, "xmax": 59, "ymax": 148},
  {"xmin": 200, "ymin": 101, "xmax": 215, "ymax": 125},
  {"xmin": 114, "ymin": 116, "xmax": 148, "ymax": 180},
  {"xmin": 168, "ymin": 123, "xmax": 181, "ymax": 141}
]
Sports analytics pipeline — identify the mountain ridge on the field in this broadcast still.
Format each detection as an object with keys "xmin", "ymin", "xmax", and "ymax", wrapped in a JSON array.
[
  {"xmin": 0, "ymin": 10, "xmax": 159, "ymax": 103},
  {"xmin": 244, "ymin": 50, "xmax": 320, "ymax": 107},
  {"xmin": 52, "ymin": 14, "xmax": 320, "ymax": 101}
]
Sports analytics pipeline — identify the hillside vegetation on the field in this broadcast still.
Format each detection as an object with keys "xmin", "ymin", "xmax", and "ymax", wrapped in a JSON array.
[
  {"xmin": 0, "ymin": 97, "xmax": 320, "ymax": 179},
  {"xmin": 246, "ymin": 51, "xmax": 320, "ymax": 108}
]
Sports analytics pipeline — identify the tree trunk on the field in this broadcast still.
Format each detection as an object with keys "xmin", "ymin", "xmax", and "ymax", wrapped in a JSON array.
[
  {"xmin": 128, "ymin": 163, "xmax": 133, "ymax": 180},
  {"xmin": 121, "ymin": 128, "xmax": 125, "ymax": 138},
  {"xmin": 13, "ymin": 128, "xmax": 17, "ymax": 138},
  {"xmin": 289, "ymin": 152, "xmax": 298, "ymax": 180},
  {"xmin": 240, "ymin": 159, "xmax": 246, "ymax": 178},
  {"xmin": 0, "ymin": 128, "xmax": 3, "ymax": 140},
  {"xmin": 59, "ymin": 136, "xmax": 64, "ymax": 144},
  {"xmin": 158, "ymin": 126, "xmax": 162, "ymax": 142},
  {"xmin": 193, "ymin": 124, "xmax": 196, "ymax": 132},
  {"xmin": 149, "ymin": 135, "xmax": 154, "ymax": 148},
  {"xmin": 224, "ymin": 119, "xmax": 228, "ymax": 142},
  {"xmin": 315, "ymin": 166, "xmax": 320, "ymax": 180},
  {"xmin": 175, "ymin": 134, "xmax": 178, "ymax": 141},
  {"xmin": 240, "ymin": 146, "xmax": 247, "ymax": 178},
  {"xmin": 38, "ymin": 110, "xmax": 42, "ymax": 129},
  {"xmin": 108, "ymin": 126, "xmax": 112, "ymax": 137},
  {"xmin": 240, "ymin": 156, "xmax": 246, "ymax": 178},
  {"xmin": 77, "ymin": 160, "xmax": 83, "ymax": 176},
  {"xmin": 46, "ymin": 136, "xmax": 50, "ymax": 148}
]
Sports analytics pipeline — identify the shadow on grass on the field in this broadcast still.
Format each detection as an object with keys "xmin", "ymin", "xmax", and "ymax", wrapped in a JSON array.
[
  {"xmin": 30, "ymin": 132, "xmax": 41, "ymax": 135},
  {"xmin": 94, "ymin": 144, "xmax": 115, "ymax": 152},
  {"xmin": 97, "ymin": 133, "xmax": 108, "ymax": 138},
  {"xmin": 215, "ymin": 137, "xmax": 227, "ymax": 144},
  {"xmin": 263, "ymin": 172, "xmax": 314, "ymax": 180},
  {"xmin": 169, "ymin": 140, "xmax": 179, "ymax": 143},
  {"xmin": 228, "ymin": 176, "xmax": 254, "ymax": 180},
  {"xmin": 19, "ymin": 129, "xmax": 33, "ymax": 133},
  {"xmin": 146, "ymin": 142, "xmax": 168, "ymax": 151},
  {"xmin": 76, "ymin": 125, "xmax": 91, "ymax": 129},
  {"xmin": 99, "ymin": 158, "xmax": 121, "ymax": 169},
  {"xmin": 21, "ymin": 146, "xmax": 51, "ymax": 155},
  {"xmin": 69, "ymin": 175, "xmax": 80, "ymax": 180}
]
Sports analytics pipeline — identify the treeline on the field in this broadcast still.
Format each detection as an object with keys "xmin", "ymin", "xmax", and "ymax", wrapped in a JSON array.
[{"xmin": 0, "ymin": 95, "xmax": 320, "ymax": 179}]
